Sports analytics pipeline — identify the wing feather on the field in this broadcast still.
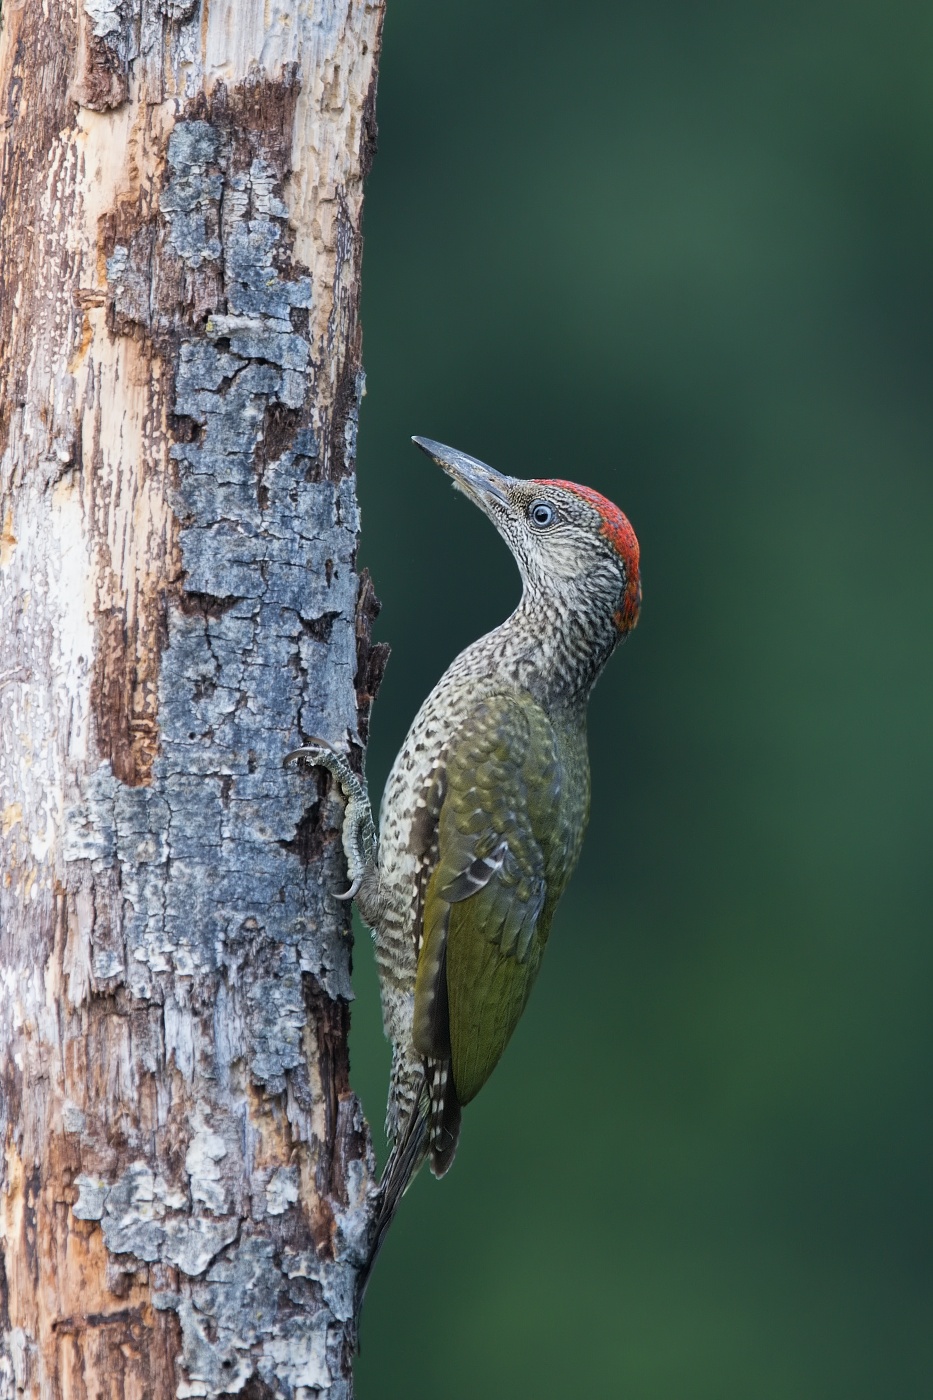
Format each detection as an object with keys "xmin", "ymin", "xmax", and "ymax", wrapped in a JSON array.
[{"xmin": 412, "ymin": 694, "xmax": 564, "ymax": 1105}]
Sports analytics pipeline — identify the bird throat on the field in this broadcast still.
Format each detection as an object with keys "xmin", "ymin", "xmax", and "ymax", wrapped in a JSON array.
[{"xmin": 484, "ymin": 585, "xmax": 621, "ymax": 712}]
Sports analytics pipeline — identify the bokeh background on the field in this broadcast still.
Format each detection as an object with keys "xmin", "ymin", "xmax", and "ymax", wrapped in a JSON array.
[{"xmin": 349, "ymin": 3, "xmax": 933, "ymax": 1396}]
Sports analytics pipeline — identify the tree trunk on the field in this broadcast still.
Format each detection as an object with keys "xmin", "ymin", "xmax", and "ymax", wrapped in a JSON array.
[{"xmin": 0, "ymin": 1, "xmax": 386, "ymax": 1394}]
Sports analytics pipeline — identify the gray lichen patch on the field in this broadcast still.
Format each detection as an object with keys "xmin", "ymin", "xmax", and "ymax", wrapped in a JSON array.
[
  {"xmin": 160, "ymin": 1237, "xmax": 335, "ymax": 1397},
  {"xmin": 161, "ymin": 122, "xmax": 224, "ymax": 268},
  {"xmin": 265, "ymin": 1165, "xmax": 300, "ymax": 1217},
  {"xmin": 100, "ymin": 1163, "xmax": 167, "ymax": 1262},
  {"xmin": 84, "ymin": 0, "xmax": 131, "ymax": 40},
  {"xmin": 73, "ymin": 1173, "xmax": 110, "ymax": 1221},
  {"xmin": 163, "ymin": 1216, "xmax": 241, "ymax": 1277},
  {"xmin": 74, "ymin": 1163, "xmax": 238, "ymax": 1279}
]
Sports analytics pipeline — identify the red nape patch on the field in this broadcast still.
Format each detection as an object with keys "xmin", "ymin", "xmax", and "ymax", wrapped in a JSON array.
[{"xmin": 533, "ymin": 478, "xmax": 641, "ymax": 631}]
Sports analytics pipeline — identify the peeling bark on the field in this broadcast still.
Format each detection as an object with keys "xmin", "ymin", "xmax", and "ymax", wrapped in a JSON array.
[{"xmin": 0, "ymin": 1, "xmax": 385, "ymax": 1395}]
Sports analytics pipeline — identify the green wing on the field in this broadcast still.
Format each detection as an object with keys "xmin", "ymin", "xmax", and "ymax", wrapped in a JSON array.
[{"xmin": 412, "ymin": 693, "xmax": 569, "ymax": 1105}]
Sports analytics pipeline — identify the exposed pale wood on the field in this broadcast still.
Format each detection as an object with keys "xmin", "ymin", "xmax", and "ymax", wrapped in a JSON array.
[{"xmin": 0, "ymin": 1, "xmax": 386, "ymax": 1394}]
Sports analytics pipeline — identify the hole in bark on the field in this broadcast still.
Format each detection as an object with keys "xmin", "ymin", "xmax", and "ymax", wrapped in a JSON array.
[
  {"xmin": 233, "ymin": 1378, "xmax": 276, "ymax": 1400},
  {"xmin": 179, "ymin": 591, "xmax": 243, "ymax": 618},
  {"xmin": 278, "ymin": 794, "xmax": 325, "ymax": 867},
  {"xmin": 300, "ymin": 610, "xmax": 339, "ymax": 644},
  {"xmin": 261, "ymin": 403, "xmax": 302, "ymax": 464},
  {"xmin": 170, "ymin": 414, "xmax": 201, "ymax": 444}
]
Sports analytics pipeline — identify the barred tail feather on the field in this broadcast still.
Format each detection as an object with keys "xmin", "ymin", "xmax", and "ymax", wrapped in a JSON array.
[
  {"xmin": 355, "ymin": 1058, "xmax": 462, "ymax": 1323},
  {"xmin": 428, "ymin": 1058, "xmax": 462, "ymax": 1178}
]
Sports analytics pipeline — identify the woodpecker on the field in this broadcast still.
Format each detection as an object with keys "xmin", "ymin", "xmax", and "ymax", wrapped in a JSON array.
[{"xmin": 288, "ymin": 437, "xmax": 640, "ymax": 1264}]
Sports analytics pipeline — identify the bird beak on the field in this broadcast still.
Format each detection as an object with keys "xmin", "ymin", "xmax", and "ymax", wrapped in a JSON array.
[{"xmin": 412, "ymin": 437, "xmax": 511, "ymax": 510}]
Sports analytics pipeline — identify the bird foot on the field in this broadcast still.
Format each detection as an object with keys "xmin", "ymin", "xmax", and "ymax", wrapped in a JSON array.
[{"xmin": 285, "ymin": 739, "xmax": 377, "ymax": 900}]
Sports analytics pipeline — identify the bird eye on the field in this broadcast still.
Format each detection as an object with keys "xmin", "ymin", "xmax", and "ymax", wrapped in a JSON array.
[{"xmin": 528, "ymin": 500, "xmax": 556, "ymax": 529}]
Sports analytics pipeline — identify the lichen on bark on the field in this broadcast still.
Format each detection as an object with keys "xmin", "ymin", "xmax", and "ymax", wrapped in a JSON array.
[{"xmin": 0, "ymin": 1, "xmax": 386, "ymax": 1395}]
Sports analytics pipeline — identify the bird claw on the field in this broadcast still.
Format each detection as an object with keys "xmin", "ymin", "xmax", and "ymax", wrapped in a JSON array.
[
  {"xmin": 283, "ymin": 738, "xmax": 337, "ymax": 768},
  {"xmin": 335, "ymin": 875, "xmax": 363, "ymax": 902},
  {"xmin": 284, "ymin": 736, "xmax": 376, "ymax": 906}
]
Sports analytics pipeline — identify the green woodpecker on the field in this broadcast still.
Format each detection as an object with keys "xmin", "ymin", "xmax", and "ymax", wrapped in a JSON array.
[{"xmin": 288, "ymin": 438, "xmax": 640, "ymax": 1261}]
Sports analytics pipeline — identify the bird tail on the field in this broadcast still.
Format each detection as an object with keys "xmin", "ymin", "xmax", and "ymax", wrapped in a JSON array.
[
  {"xmin": 427, "ymin": 1058, "xmax": 462, "ymax": 1177},
  {"xmin": 354, "ymin": 1060, "xmax": 463, "ymax": 1324},
  {"xmin": 354, "ymin": 1091, "xmax": 430, "ymax": 1323}
]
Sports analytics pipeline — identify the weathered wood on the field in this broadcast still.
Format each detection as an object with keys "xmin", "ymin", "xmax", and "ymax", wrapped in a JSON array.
[{"xmin": 0, "ymin": 1, "xmax": 386, "ymax": 1394}]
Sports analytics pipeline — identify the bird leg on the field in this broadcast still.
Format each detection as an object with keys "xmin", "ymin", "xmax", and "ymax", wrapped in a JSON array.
[{"xmin": 284, "ymin": 739, "xmax": 377, "ymax": 900}]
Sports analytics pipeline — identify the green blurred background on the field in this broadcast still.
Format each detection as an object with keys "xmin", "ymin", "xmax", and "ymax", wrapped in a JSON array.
[{"xmin": 349, "ymin": 3, "xmax": 933, "ymax": 1395}]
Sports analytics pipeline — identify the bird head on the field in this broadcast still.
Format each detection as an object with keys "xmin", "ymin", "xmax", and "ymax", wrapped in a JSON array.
[{"xmin": 412, "ymin": 437, "xmax": 641, "ymax": 637}]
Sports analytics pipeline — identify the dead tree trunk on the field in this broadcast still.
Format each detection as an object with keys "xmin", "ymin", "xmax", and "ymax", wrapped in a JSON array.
[{"xmin": 0, "ymin": 1, "xmax": 386, "ymax": 1394}]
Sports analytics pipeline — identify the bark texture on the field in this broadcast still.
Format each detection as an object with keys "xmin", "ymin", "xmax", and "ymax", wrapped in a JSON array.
[{"xmin": 0, "ymin": 1, "xmax": 387, "ymax": 1395}]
